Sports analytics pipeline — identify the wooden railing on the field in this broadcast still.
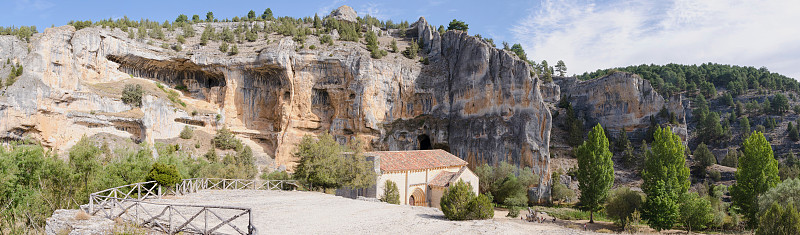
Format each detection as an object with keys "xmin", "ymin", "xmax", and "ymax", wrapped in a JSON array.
[{"xmin": 88, "ymin": 178, "xmax": 300, "ymax": 234}]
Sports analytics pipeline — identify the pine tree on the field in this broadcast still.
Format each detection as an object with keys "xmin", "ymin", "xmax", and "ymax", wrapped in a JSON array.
[
  {"xmin": 575, "ymin": 124, "xmax": 615, "ymax": 223},
  {"xmin": 731, "ymin": 131, "xmax": 780, "ymax": 228},
  {"xmin": 642, "ymin": 126, "xmax": 690, "ymax": 231},
  {"xmin": 206, "ymin": 12, "xmax": 214, "ymax": 22},
  {"xmin": 555, "ymin": 60, "xmax": 567, "ymax": 76}
]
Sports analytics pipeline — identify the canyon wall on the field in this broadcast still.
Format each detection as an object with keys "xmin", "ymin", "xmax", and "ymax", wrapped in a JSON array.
[{"xmin": 0, "ymin": 17, "xmax": 554, "ymax": 198}]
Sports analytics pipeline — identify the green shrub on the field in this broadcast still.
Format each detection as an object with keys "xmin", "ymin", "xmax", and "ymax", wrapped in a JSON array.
[
  {"xmin": 551, "ymin": 182, "xmax": 575, "ymax": 203},
  {"xmin": 121, "ymin": 84, "xmax": 144, "ymax": 107},
  {"xmin": 212, "ymin": 127, "xmax": 242, "ymax": 150},
  {"xmin": 146, "ymin": 162, "xmax": 181, "ymax": 188},
  {"xmin": 229, "ymin": 45, "xmax": 239, "ymax": 55},
  {"xmin": 758, "ymin": 178, "xmax": 800, "ymax": 217},
  {"xmin": 678, "ymin": 192, "xmax": 714, "ymax": 232},
  {"xmin": 440, "ymin": 180, "xmax": 493, "ymax": 220},
  {"xmin": 179, "ymin": 126, "xmax": 193, "ymax": 139},
  {"xmin": 261, "ymin": 170, "xmax": 290, "ymax": 181},
  {"xmin": 756, "ymin": 203, "xmax": 800, "ymax": 235},
  {"xmin": 605, "ymin": 187, "xmax": 644, "ymax": 227},
  {"xmin": 402, "ymin": 39, "xmax": 419, "ymax": 59},
  {"xmin": 204, "ymin": 149, "xmax": 218, "ymax": 162},
  {"xmin": 469, "ymin": 194, "xmax": 494, "ymax": 219},
  {"xmin": 381, "ymin": 180, "xmax": 400, "ymax": 204},
  {"xmin": 293, "ymin": 133, "xmax": 376, "ymax": 190},
  {"xmin": 219, "ymin": 42, "xmax": 229, "ymax": 52}
]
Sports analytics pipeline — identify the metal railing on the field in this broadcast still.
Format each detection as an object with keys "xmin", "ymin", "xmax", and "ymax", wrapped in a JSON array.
[{"xmin": 88, "ymin": 178, "xmax": 300, "ymax": 234}]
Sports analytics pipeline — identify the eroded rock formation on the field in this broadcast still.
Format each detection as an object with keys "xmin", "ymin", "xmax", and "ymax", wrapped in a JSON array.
[{"xmin": 0, "ymin": 16, "xmax": 554, "ymax": 199}]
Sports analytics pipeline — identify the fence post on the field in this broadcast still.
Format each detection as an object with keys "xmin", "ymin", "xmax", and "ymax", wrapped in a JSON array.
[{"xmin": 89, "ymin": 195, "xmax": 94, "ymax": 214}]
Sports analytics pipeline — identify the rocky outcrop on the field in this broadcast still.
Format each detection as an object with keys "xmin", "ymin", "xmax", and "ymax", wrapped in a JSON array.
[
  {"xmin": 0, "ymin": 15, "xmax": 553, "ymax": 201},
  {"xmin": 45, "ymin": 209, "xmax": 114, "ymax": 235},
  {"xmin": 555, "ymin": 72, "xmax": 686, "ymax": 141},
  {"xmin": 330, "ymin": 6, "xmax": 358, "ymax": 22}
]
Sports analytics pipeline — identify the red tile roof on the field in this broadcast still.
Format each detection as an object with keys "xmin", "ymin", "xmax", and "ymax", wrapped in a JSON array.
[
  {"xmin": 429, "ymin": 171, "xmax": 458, "ymax": 187},
  {"xmin": 429, "ymin": 166, "xmax": 469, "ymax": 188},
  {"xmin": 366, "ymin": 149, "xmax": 467, "ymax": 172}
]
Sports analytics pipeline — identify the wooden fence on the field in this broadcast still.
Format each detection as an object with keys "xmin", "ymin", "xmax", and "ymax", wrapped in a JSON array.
[{"xmin": 88, "ymin": 178, "xmax": 300, "ymax": 234}]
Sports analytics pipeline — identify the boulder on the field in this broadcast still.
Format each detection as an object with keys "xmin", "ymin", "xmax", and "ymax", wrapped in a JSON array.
[{"xmin": 330, "ymin": 5, "xmax": 357, "ymax": 23}]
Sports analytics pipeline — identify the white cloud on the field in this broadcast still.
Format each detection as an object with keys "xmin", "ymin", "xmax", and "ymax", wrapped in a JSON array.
[{"xmin": 512, "ymin": 0, "xmax": 800, "ymax": 79}]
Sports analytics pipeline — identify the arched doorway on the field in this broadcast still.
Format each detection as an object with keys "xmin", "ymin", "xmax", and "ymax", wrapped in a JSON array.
[
  {"xmin": 418, "ymin": 134, "xmax": 431, "ymax": 150},
  {"xmin": 409, "ymin": 188, "xmax": 426, "ymax": 206}
]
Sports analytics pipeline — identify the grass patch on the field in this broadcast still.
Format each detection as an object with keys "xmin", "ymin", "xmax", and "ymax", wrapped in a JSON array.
[
  {"xmin": 156, "ymin": 82, "xmax": 187, "ymax": 107},
  {"xmin": 533, "ymin": 206, "xmax": 611, "ymax": 222}
]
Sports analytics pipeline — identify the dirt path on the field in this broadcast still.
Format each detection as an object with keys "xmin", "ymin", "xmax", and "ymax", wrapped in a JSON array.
[{"xmin": 151, "ymin": 190, "xmax": 600, "ymax": 234}]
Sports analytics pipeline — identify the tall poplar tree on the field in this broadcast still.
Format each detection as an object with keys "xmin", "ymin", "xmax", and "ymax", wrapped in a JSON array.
[
  {"xmin": 576, "ymin": 124, "xmax": 614, "ymax": 223},
  {"xmin": 641, "ymin": 126, "xmax": 690, "ymax": 231},
  {"xmin": 731, "ymin": 131, "xmax": 780, "ymax": 228}
]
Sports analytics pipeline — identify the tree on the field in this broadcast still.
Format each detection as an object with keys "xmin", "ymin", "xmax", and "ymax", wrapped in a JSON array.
[
  {"xmin": 642, "ymin": 126, "xmax": 690, "ymax": 231},
  {"xmin": 206, "ymin": 12, "xmax": 214, "ymax": 22},
  {"xmin": 605, "ymin": 187, "xmax": 644, "ymax": 228},
  {"xmin": 390, "ymin": 39, "xmax": 398, "ymax": 53},
  {"xmin": 381, "ymin": 180, "xmax": 400, "ymax": 204},
  {"xmin": 694, "ymin": 142, "xmax": 716, "ymax": 170},
  {"xmin": 262, "ymin": 8, "xmax": 274, "ymax": 20},
  {"xmin": 575, "ymin": 124, "xmax": 615, "ymax": 223},
  {"xmin": 771, "ymin": 93, "xmax": 789, "ymax": 114},
  {"xmin": 175, "ymin": 14, "xmax": 188, "ymax": 23},
  {"xmin": 731, "ymin": 131, "xmax": 780, "ymax": 228},
  {"xmin": 740, "ymin": 117, "xmax": 751, "ymax": 137},
  {"xmin": 540, "ymin": 60, "xmax": 552, "ymax": 81},
  {"xmin": 230, "ymin": 44, "xmax": 239, "ymax": 55},
  {"xmin": 402, "ymin": 39, "xmax": 419, "ymax": 59},
  {"xmin": 678, "ymin": 192, "xmax": 714, "ymax": 232},
  {"xmin": 791, "ymin": 122, "xmax": 799, "ymax": 141},
  {"xmin": 447, "ymin": 19, "xmax": 468, "ymax": 32},
  {"xmin": 555, "ymin": 60, "xmax": 567, "ymax": 76},
  {"xmin": 69, "ymin": 137, "xmax": 101, "ymax": 189},
  {"xmin": 247, "ymin": 10, "xmax": 256, "ymax": 20},
  {"xmin": 293, "ymin": 133, "xmax": 376, "ymax": 191},
  {"xmin": 121, "ymin": 84, "xmax": 144, "ymax": 107},
  {"xmin": 722, "ymin": 92, "xmax": 734, "ymax": 107},
  {"xmin": 146, "ymin": 162, "xmax": 182, "ymax": 189},
  {"xmin": 313, "ymin": 14, "xmax": 322, "ymax": 28},
  {"xmin": 757, "ymin": 203, "xmax": 800, "ymax": 235},
  {"xmin": 509, "ymin": 43, "xmax": 527, "ymax": 61},
  {"xmin": 437, "ymin": 25, "xmax": 445, "ymax": 35}
]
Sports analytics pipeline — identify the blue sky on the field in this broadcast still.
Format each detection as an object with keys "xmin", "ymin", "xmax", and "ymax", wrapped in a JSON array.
[{"xmin": 3, "ymin": 0, "xmax": 800, "ymax": 79}]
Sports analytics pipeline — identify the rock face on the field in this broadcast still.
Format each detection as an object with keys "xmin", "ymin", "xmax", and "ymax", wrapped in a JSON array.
[
  {"xmin": 0, "ymin": 16, "xmax": 554, "ymax": 199},
  {"xmin": 330, "ymin": 5, "xmax": 358, "ymax": 22},
  {"xmin": 45, "ymin": 209, "xmax": 114, "ymax": 235},
  {"xmin": 555, "ymin": 72, "xmax": 686, "ymax": 141}
]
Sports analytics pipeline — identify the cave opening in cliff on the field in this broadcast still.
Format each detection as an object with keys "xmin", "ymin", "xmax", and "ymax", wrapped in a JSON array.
[
  {"xmin": 107, "ymin": 54, "xmax": 226, "ymax": 101},
  {"xmin": 418, "ymin": 134, "xmax": 432, "ymax": 150}
]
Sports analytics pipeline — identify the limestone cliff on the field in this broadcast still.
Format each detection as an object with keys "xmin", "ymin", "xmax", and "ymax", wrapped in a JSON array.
[
  {"xmin": 0, "ymin": 16, "xmax": 553, "ymax": 198},
  {"xmin": 554, "ymin": 72, "xmax": 687, "ymax": 141}
]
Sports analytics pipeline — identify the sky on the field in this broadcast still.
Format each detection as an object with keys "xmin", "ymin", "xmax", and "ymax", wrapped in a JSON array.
[{"xmin": 3, "ymin": 0, "xmax": 800, "ymax": 79}]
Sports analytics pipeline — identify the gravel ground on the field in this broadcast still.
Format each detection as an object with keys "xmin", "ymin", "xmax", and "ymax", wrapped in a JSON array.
[{"xmin": 149, "ymin": 190, "xmax": 597, "ymax": 235}]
